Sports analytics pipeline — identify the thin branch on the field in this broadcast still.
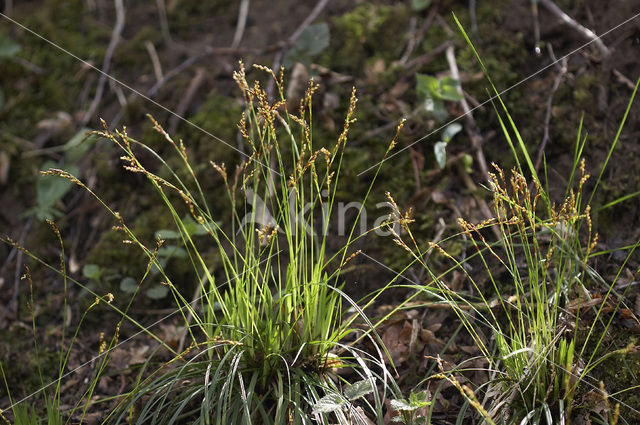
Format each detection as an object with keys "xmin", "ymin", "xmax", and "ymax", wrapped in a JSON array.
[
  {"xmin": 288, "ymin": 0, "xmax": 330, "ymax": 43},
  {"xmin": 147, "ymin": 45, "xmax": 270, "ymax": 98},
  {"xmin": 445, "ymin": 44, "xmax": 489, "ymax": 181},
  {"xmin": 469, "ymin": 0, "xmax": 477, "ymax": 35},
  {"xmin": 399, "ymin": 6, "xmax": 437, "ymax": 65},
  {"xmin": 231, "ymin": 0, "xmax": 250, "ymax": 49},
  {"xmin": 399, "ymin": 16, "xmax": 417, "ymax": 65},
  {"xmin": 0, "ymin": 217, "xmax": 34, "ymax": 326},
  {"xmin": 613, "ymin": 68, "xmax": 637, "ymax": 90},
  {"xmin": 168, "ymin": 67, "xmax": 206, "ymax": 134},
  {"xmin": 156, "ymin": 0, "xmax": 173, "ymax": 48},
  {"xmin": 109, "ymin": 78, "xmax": 128, "ymax": 107},
  {"xmin": 538, "ymin": 0, "xmax": 609, "ymax": 57},
  {"xmin": 539, "ymin": 0, "xmax": 611, "ymax": 112},
  {"xmin": 145, "ymin": 40, "xmax": 164, "ymax": 83},
  {"xmin": 531, "ymin": 0, "xmax": 541, "ymax": 55},
  {"xmin": 81, "ymin": 0, "xmax": 125, "ymax": 126},
  {"xmin": 266, "ymin": 0, "xmax": 330, "ymax": 99},
  {"xmin": 535, "ymin": 47, "xmax": 567, "ymax": 173}
]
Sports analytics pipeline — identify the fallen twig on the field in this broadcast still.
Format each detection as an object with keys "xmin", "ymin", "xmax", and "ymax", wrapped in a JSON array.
[
  {"xmin": 399, "ymin": 16, "xmax": 418, "ymax": 65},
  {"xmin": 538, "ymin": 0, "xmax": 609, "ymax": 58},
  {"xmin": 404, "ymin": 39, "xmax": 454, "ymax": 73},
  {"xmin": 147, "ymin": 45, "xmax": 276, "ymax": 98},
  {"xmin": 109, "ymin": 78, "xmax": 128, "ymax": 107},
  {"xmin": 469, "ymin": 0, "xmax": 478, "ymax": 34},
  {"xmin": 408, "ymin": 145, "xmax": 423, "ymax": 192},
  {"xmin": 613, "ymin": 68, "xmax": 637, "ymax": 90},
  {"xmin": 11, "ymin": 56, "xmax": 44, "ymax": 74},
  {"xmin": 0, "ymin": 217, "xmax": 34, "ymax": 327},
  {"xmin": 538, "ymin": 0, "xmax": 610, "ymax": 112},
  {"xmin": 145, "ymin": 40, "xmax": 164, "ymax": 83},
  {"xmin": 444, "ymin": 43, "xmax": 489, "ymax": 181},
  {"xmin": 156, "ymin": 0, "xmax": 173, "ymax": 49},
  {"xmin": 531, "ymin": 0, "xmax": 542, "ymax": 55},
  {"xmin": 231, "ymin": 0, "xmax": 250, "ymax": 49},
  {"xmin": 399, "ymin": 7, "xmax": 437, "ymax": 65},
  {"xmin": 82, "ymin": 0, "xmax": 125, "ymax": 126},
  {"xmin": 265, "ymin": 0, "xmax": 330, "ymax": 99},
  {"xmin": 535, "ymin": 45, "xmax": 568, "ymax": 173},
  {"xmin": 438, "ymin": 15, "xmax": 498, "ymax": 240},
  {"xmin": 168, "ymin": 67, "xmax": 206, "ymax": 134},
  {"xmin": 356, "ymin": 108, "xmax": 421, "ymax": 146},
  {"xmin": 288, "ymin": 0, "xmax": 330, "ymax": 44}
]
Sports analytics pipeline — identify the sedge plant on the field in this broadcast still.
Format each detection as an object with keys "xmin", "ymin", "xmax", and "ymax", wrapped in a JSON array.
[
  {"xmin": 45, "ymin": 63, "xmax": 403, "ymax": 425},
  {"xmin": 380, "ymin": 15, "xmax": 640, "ymax": 424}
]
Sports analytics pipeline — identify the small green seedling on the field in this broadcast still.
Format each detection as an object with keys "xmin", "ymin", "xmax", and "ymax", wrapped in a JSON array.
[
  {"xmin": 416, "ymin": 73, "xmax": 463, "ymax": 122},
  {"xmin": 390, "ymin": 390, "xmax": 432, "ymax": 425}
]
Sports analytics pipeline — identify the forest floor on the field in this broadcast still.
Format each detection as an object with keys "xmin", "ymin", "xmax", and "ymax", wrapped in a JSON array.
[{"xmin": 1, "ymin": 0, "xmax": 640, "ymax": 423}]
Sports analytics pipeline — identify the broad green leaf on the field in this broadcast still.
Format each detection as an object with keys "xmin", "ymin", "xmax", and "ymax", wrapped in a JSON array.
[
  {"xmin": 120, "ymin": 277, "xmax": 138, "ymax": 293},
  {"xmin": 37, "ymin": 175, "xmax": 73, "ymax": 208},
  {"xmin": 150, "ymin": 258, "xmax": 167, "ymax": 275},
  {"xmin": 411, "ymin": 0, "xmax": 432, "ymax": 11},
  {"xmin": 156, "ymin": 216, "xmax": 213, "ymax": 240},
  {"xmin": 65, "ymin": 129, "xmax": 99, "ymax": 162},
  {"xmin": 416, "ymin": 73, "xmax": 439, "ymax": 100},
  {"xmin": 26, "ymin": 205, "xmax": 62, "ymax": 221},
  {"xmin": 344, "ymin": 379, "xmax": 374, "ymax": 401},
  {"xmin": 422, "ymin": 97, "xmax": 448, "ymax": 122},
  {"xmin": 390, "ymin": 391, "xmax": 431, "ymax": 412},
  {"xmin": 297, "ymin": 23, "xmax": 330, "ymax": 56},
  {"xmin": 82, "ymin": 264, "xmax": 103, "ymax": 280},
  {"xmin": 157, "ymin": 245, "xmax": 187, "ymax": 259},
  {"xmin": 36, "ymin": 162, "xmax": 79, "ymax": 209},
  {"xmin": 146, "ymin": 284, "xmax": 169, "ymax": 299},
  {"xmin": 0, "ymin": 87, "xmax": 4, "ymax": 109},
  {"xmin": 311, "ymin": 393, "xmax": 346, "ymax": 414},
  {"xmin": 283, "ymin": 23, "xmax": 330, "ymax": 67},
  {"xmin": 438, "ymin": 77, "xmax": 463, "ymax": 101},
  {"xmin": 0, "ymin": 36, "xmax": 20, "ymax": 58},
  {"xmin": 442, "ymin": 122, "xmax": 462, "ymax": 143},
  {"xmin": 434, "ymin": 141, "xmax": 447, "ymax": 169},
  {"xmin": 155, "ymin": 229, "xmax": 181, "ymax": 240},
  {"xmin": 183, "ymin": 215, "xmax": 210, "ymax": 236},
  {"xmin": 409, "ymin": 390, "xmax": 429, "ymax": 405}
]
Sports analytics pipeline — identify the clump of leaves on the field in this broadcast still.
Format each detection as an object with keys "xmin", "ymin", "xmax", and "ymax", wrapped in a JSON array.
[
  {"xmin": 415, "ymin": 73, "xmax": 463, "ymax": 123},
  {"xmin": 390, "ymin": 15, "xmax": 640, "ymax": 423}
]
